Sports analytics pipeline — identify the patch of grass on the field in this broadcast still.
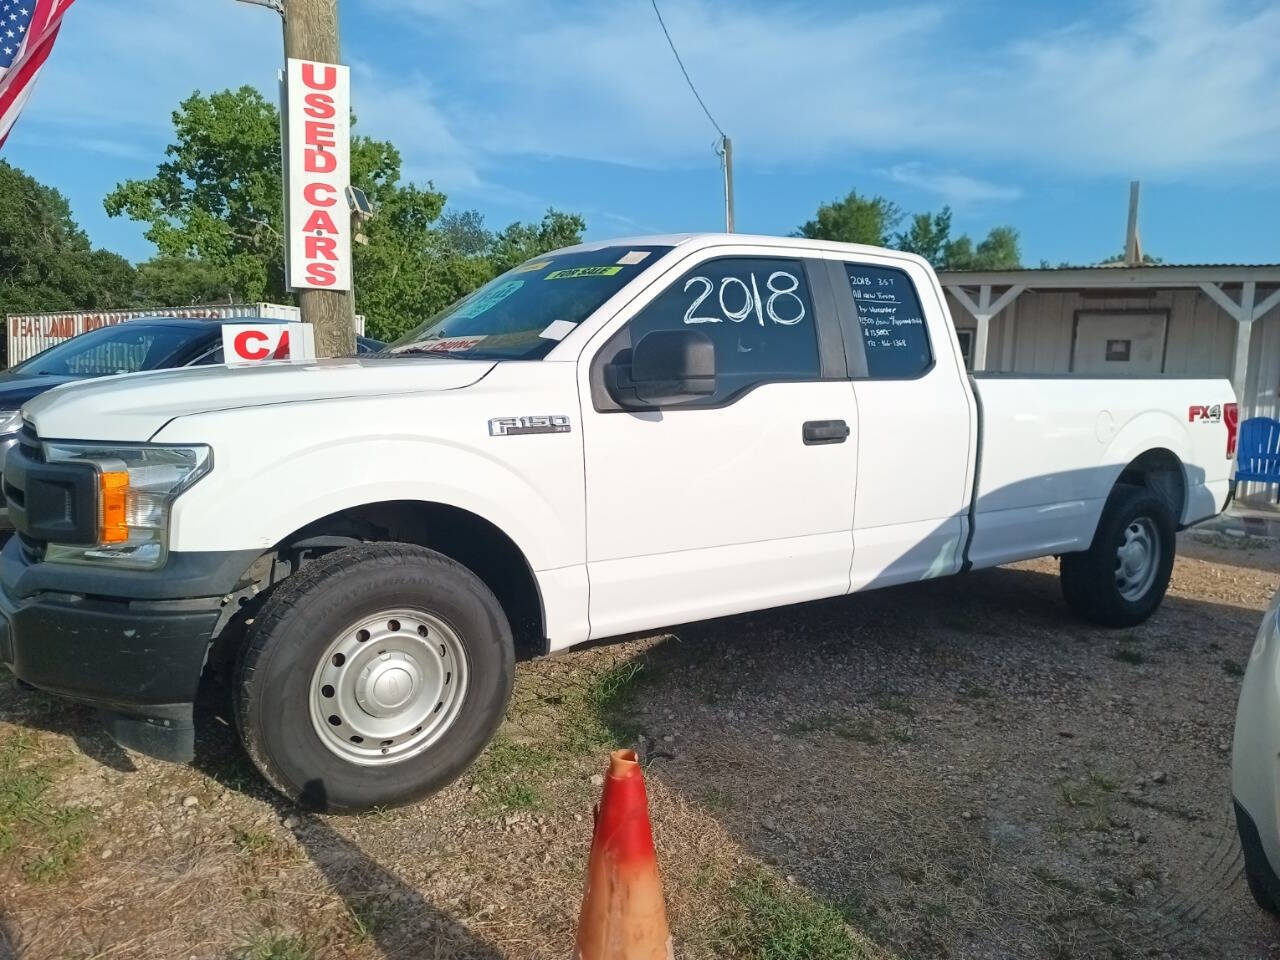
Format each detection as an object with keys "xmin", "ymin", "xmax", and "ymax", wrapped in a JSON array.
[
  {"xmin": 496, "ymin": 782, "xmax": 541, "ymax": 810},
  {"xmin": 233, "ymin": 933, "xmax": 314, "ymax": 960},
  {"xmin": 0, "ymin": 733, "xmax": 91, "ymax": 881},
  {"xmin": 871, "ymin": 692, "xmax": 915, "ymax": 717},
  {"xmin": 1057, "ymin": 770, "xmax": 1118, "ymax": 833},
  {"xmin": 470, "ymin": 734, "xmax": 555, "ymax": 811},
  {"xmin": 232, "ymin": 828, "xmax": 276, "ymax": 856},
  {"xmin": 1111, "ymin": 645, "xmax": 1145, "ymax": 666},
  {"xmin": 572, "ymin": 660, "xmax": 647, "ymax": 751},
  {"xmin": 347, "ymin": 895, "xmax": 395, "ymax": 945},
  {"xmin": 701, "ymin": 787, "xmax": 733, "ymax": 810},
  {"xmin": 958, "ymin": 680, "xmax": 995, "ymax": 700},
  {"xmin": 722, "ymin": 873, "xmax": 865, "ymax": 960},
  {"xmin": 1222, "ymin": 659, "xmax": 1245, "ymax": 678},
  {"xmin": 832, "ymin": 719, "xmax": 882, "ymax": 746}
]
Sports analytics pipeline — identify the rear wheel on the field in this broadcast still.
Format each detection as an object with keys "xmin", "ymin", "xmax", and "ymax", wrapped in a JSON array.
[
  {"xmin": 234, "ymin": 543, "xmax": 514, "ymax": 812},
  {"xmin": 1060, "ymin": 485, "xmax": 1176, "ymax": 628}
]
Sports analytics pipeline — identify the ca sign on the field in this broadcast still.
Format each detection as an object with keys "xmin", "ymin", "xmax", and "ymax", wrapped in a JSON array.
[{"xmin": 283, "ymin": 58, "xmax": 352, "ymax": 292}]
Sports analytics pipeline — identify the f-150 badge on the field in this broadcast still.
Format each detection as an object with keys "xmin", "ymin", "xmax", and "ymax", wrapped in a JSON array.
[{"xmin": 489, "ymin": 415, "xmax": 572, "ymax": 437}]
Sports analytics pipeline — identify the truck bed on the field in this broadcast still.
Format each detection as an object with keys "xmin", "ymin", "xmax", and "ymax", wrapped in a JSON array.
[{"xmin": 966, "ymin": 375, "xmax": 1235, "ymax": 571}]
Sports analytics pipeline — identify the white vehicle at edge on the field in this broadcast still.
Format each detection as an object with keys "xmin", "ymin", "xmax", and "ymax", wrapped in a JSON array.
[{"xmin": 0, "ymin": 234, "xmax": 1237, "ymax": 811}]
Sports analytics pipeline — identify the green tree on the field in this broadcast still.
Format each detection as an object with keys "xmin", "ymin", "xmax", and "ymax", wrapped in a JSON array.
[
  {"xmin": 0, "ymin": 161, "xmax": 135, "ymax": 317},
  {"xmin": 943, "ymin": 226, "xmax": 1021, "ymax": 270},
  {"xmin": 894, "ymin": 206, "xmax": 954, "ymax": 264},
  {"xmin": 796, "ymin": 190, "xmax": 903, "ymax": 246},
  {"xmin": 105, "ymin": 87, "xmax": 588, "ymax": 341},
  {"xmin": 132, "ymin": 257, "xmax": 240, "ymax": 307},
  {"xmin": 489, "ymin": 210, "xmax": 587, "ymax": 274}
]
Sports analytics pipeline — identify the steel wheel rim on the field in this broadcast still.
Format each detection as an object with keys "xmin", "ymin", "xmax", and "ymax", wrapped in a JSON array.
[
  {"xmin": 1115, "ymin": 517, "xmax": 1160, "ymax": 602},
  {"xmin": 309, "ymin": 608, "xmax": 469, "ymax": 766}
]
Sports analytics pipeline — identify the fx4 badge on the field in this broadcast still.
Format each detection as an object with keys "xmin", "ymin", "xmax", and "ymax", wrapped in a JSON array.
[
  {"xmin": 489, "ymin": 415, "xmax": 572, "ymax": 437},
  {"xmin": 1188, "ymin": 404, "xmax": 1223, "ymax": 423}
]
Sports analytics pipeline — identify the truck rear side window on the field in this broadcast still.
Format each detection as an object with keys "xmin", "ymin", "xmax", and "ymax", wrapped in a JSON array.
[
  {"xmin": 844, "ymin": 264, "xmax": 933, "ymax": 378},
  {"xmin": 619, "ymin": 256, "xmax": 821, "ymax": 405}
]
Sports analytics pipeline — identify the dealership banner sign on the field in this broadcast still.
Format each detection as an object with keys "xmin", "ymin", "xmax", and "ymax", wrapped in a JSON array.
[
  {"xmin": 221, "ymin": 323, "xmax": 317, "ymax": 366},
  {"xmin": 282, "ymin": 58, "xmax": 352, "ymax": 292}
]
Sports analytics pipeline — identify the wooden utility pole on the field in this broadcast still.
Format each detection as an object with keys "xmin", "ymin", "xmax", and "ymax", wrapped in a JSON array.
[
  {"xmin": 722, "ymin": 135, "xmax": 735, "ymax": 233},
  {"xmin": 282, "ymin": 0, "xmax": 356, "ymax": 357}
]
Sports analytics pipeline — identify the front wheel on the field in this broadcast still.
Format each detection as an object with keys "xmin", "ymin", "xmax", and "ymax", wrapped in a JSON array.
[
  {"xmin": 1060, "ymin": 485, "xmax": 1177, "ymax": 628},
  {"xmin": 234, "ymin": 543, "xmax": 514, "ymax": 812}
]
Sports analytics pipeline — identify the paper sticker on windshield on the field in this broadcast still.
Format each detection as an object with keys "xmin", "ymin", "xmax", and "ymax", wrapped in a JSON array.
[
  {"xmin": 616, "ymin": 250, "xmax": 650, "ymax": 266},
  {"xmin": 512, "ymin": 259, "xmax": 553, "ymax": 274},
  {"xmin": 539, "ymin": 319, "xmax": 577, "ymax": 341},
  {"xmin": 402, "ymin": 336, "xmax": 485, "ymax": 354},
  {"xmin": 545, "ymin": 266, "xmax": 623, "ymax": 280},
  {"xmin": 452, "ymin": 280, "xmax": 523, "ymax": 319}
]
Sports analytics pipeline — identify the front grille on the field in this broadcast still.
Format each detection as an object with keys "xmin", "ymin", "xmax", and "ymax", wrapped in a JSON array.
[
  {"xmin": 16, "ymin": 532, "xmax": 44, "ymax": 564},
  {"xmin": 17, "ymin": 424, "xmax": 41, "ymax": 462},
  {"xmin": 5, "ymin": 423, "xmax": 98, "ymax": 559},
  {"xmin": 13, "ymin": 425, "xmax": 45, "ymax": 562}
]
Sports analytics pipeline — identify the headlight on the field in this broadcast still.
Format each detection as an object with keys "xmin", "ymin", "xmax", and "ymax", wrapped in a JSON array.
[
  {"xmin": 0, "ymin": 410, "xmax": 22, "ymax": 436},
  {"xmin": 42, "ymin": 442, "xmax": 212, "ymax": 569}
]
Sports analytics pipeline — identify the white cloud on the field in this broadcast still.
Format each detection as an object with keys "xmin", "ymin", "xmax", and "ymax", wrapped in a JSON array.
[
  {"xmin": 884, "ymin": 163, "xmax": 1022, "ymax": 208},
  {"xmin": 371, "ymin": 0, "xmax": 1280, "ymax": 180}
]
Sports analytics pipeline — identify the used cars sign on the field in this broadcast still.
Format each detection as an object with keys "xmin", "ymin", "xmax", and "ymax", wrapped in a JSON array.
[{"xmin": 283, "ymin": 57, "xmax": 352, "ymax": 292}]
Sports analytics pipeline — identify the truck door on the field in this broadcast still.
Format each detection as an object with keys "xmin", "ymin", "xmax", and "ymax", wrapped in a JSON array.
[
  {"xmin": 577, "ymin": 250, "xmax": 858, "ymax": 639},
  {"xmin": 823, "ymin": 253, "xmax": 976, "ymax": 591}
]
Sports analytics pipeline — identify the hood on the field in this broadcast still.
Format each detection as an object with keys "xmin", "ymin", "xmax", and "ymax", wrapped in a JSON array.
[
  {"xmin": 0, "ymin": 371, "xmax": 82, "ymax": 412},
  {"xmin": 23, "ymin": 356, "xmax": 496, "ymax": 442}
]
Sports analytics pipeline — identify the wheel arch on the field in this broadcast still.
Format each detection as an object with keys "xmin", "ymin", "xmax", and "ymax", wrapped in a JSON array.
[
  {"xmin": 213, "ymin": 500, "xmax": 548, "ymax": 669},
  {"xmin": 1114, "ymin": 447, "xmax": 1189, "ymax": 527}
]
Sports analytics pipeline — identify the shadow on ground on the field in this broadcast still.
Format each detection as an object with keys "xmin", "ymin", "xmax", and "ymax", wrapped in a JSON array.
[{"xmin": 597, "ymin": 563, "xmax": 1276, "ymax": 959}]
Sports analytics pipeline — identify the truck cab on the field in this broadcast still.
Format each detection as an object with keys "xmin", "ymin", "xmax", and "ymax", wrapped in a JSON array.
[{"xmin": 0, "ymin": 234, "xmax": 1235, "ymax": 811}]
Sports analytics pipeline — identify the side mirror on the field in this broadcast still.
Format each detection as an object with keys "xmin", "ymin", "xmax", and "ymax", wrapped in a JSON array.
[{"xmin": 606, "ymin": 329, "xmax": 716, "ymax": 409}]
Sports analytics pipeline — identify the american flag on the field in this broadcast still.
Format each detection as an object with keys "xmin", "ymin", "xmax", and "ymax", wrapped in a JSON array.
[{"xmin": 0, "ymin": 0, "xmax": 77, "ymax": 149}]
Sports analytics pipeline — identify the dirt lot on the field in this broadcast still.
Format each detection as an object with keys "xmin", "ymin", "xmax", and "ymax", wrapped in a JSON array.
[{"xmin": 1, "ymin": 531, "xmax": 1278, "ymax": 960}]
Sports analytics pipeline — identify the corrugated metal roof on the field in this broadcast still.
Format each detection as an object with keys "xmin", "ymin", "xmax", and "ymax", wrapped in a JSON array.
[{"xmin": 945, "ymin": 262, "xmax": 1280, "ymax": 273}]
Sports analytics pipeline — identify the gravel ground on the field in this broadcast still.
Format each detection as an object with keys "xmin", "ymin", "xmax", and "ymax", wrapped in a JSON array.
[{"xmin": 0, "ymin": 530, "xmax": 1277, "ymax": 959}]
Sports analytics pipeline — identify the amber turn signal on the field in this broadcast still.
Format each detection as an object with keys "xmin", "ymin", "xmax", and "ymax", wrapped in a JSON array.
[{"xmin": 99, "ymin": 471, "xmax": 129, "ymax": 543}]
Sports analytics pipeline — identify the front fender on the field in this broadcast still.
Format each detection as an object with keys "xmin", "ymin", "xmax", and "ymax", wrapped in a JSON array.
[{"xmin": 155, "ymin": 396, "xmax": 586, "ymax": 575}]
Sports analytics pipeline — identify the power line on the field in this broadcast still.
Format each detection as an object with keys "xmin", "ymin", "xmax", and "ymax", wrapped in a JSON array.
[{"xmin": 649, "ymin": 0, "xmax": 725, "ymax": 139}]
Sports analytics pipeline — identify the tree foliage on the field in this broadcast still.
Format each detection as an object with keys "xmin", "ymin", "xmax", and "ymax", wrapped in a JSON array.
[
  {"xmin": 795, "ymin": 190, "xmax": 903, "ymax": 246},
  {"xmin": 800, "ymin": 193, "xmax": 1023, "ymax": 271},
  {"xmin": 104, "ymin": 87, "xmax": 586, "ymax": 341},
  {"xmin": 0, "ymin": 161, "xmax": 135, "ymax": 316}
]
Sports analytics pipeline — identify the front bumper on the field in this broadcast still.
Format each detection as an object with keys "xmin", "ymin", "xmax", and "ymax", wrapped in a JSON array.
[{"xmin": 0, "ymin": 535, "xmax": 259, "ymax": 761}]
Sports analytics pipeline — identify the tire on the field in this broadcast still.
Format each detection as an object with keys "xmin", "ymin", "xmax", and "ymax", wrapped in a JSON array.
[
  {"xmin": 1246, "ymin": 864, "xmax": 1280, "ymax": 916},
  {"xmin": 234, "ymin": 543, "xmax": 514, "ymax": 812},
  {"xmin": 1060, "ymin": 485, "xmax": 1176, "ymax": 628}
]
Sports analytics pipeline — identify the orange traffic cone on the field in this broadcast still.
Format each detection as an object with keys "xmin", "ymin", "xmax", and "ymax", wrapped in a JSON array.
[{"xmin": 576, "ymin": 749, "xmax": 673, "ymax": 960}]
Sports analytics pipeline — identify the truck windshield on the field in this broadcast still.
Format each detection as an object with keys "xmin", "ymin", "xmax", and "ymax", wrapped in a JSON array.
[{"xmin": 385, "ymin": 245, "xmax": 671, "ymax": 361}]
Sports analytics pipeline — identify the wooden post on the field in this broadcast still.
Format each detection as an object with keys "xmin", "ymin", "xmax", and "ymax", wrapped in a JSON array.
[
  {"xmin": 283, "ymin": 0, "xmax": 356, "ymax": 358},
  {"xmin": 722, "ymin": 135, "xmax": 735, "ymax": 233}
]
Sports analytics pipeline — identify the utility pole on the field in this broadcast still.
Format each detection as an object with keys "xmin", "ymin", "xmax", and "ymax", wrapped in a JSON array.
[
  {"xmin": 281, "ymin": 0, "xmax": 356, "ymax": 357},
  {"xmin": 1124, "ymin": 180, "xmax": 1142, "ymax": 267},
  {"xmin": 721, "ymin": 135, "xmax": 735, "ymax": 233}
]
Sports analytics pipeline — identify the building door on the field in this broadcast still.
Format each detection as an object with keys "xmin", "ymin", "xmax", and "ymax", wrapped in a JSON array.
[{"xmin": 1071, "ymin": 311, "xmax": 1168, "ymax": 374}]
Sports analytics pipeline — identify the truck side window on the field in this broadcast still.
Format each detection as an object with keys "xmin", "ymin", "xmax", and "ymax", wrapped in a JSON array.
[
  {"xmin": 844, "ymin": 263, "xmax": 933, "ymax": 378},
  {"xmin": 620, "ymin": 257, "xmax": 821, "ymax": 405}
]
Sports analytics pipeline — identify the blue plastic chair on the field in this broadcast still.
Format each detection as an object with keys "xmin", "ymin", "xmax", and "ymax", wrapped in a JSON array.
[{"xmin": 1237, "ymin": 417, "xmax": 1280, "ymax": 500}]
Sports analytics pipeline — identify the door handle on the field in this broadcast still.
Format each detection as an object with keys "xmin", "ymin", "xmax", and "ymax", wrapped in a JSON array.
[{"xmin": 803, "ymin": 420, "xmax": 850, "ymax": 445}]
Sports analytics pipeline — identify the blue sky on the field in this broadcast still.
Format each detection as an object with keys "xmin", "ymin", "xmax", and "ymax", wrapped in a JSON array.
[{"xmin": 7, "ymin": 0, "xmax": 1280, "ymax": 267}]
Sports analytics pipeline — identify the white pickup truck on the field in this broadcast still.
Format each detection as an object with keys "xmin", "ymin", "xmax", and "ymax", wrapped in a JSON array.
[{"xmin": 0, "ymin": 234, "xmax": 1236, "ymax": 810}]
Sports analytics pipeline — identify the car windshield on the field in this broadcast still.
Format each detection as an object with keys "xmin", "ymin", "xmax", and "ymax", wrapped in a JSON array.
[
  {"xmin": 385, "ymin": 245, "xmax": 672, "ymax": 361},
  {"xmin": 13, "ymin": 323, "xmax": 198, "ymax": 378}
]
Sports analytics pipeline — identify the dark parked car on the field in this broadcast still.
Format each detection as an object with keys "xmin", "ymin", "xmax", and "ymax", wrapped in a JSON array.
[{"xmin": 0, "ymin": 316, "xmax": 382, "ymax": 524}]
